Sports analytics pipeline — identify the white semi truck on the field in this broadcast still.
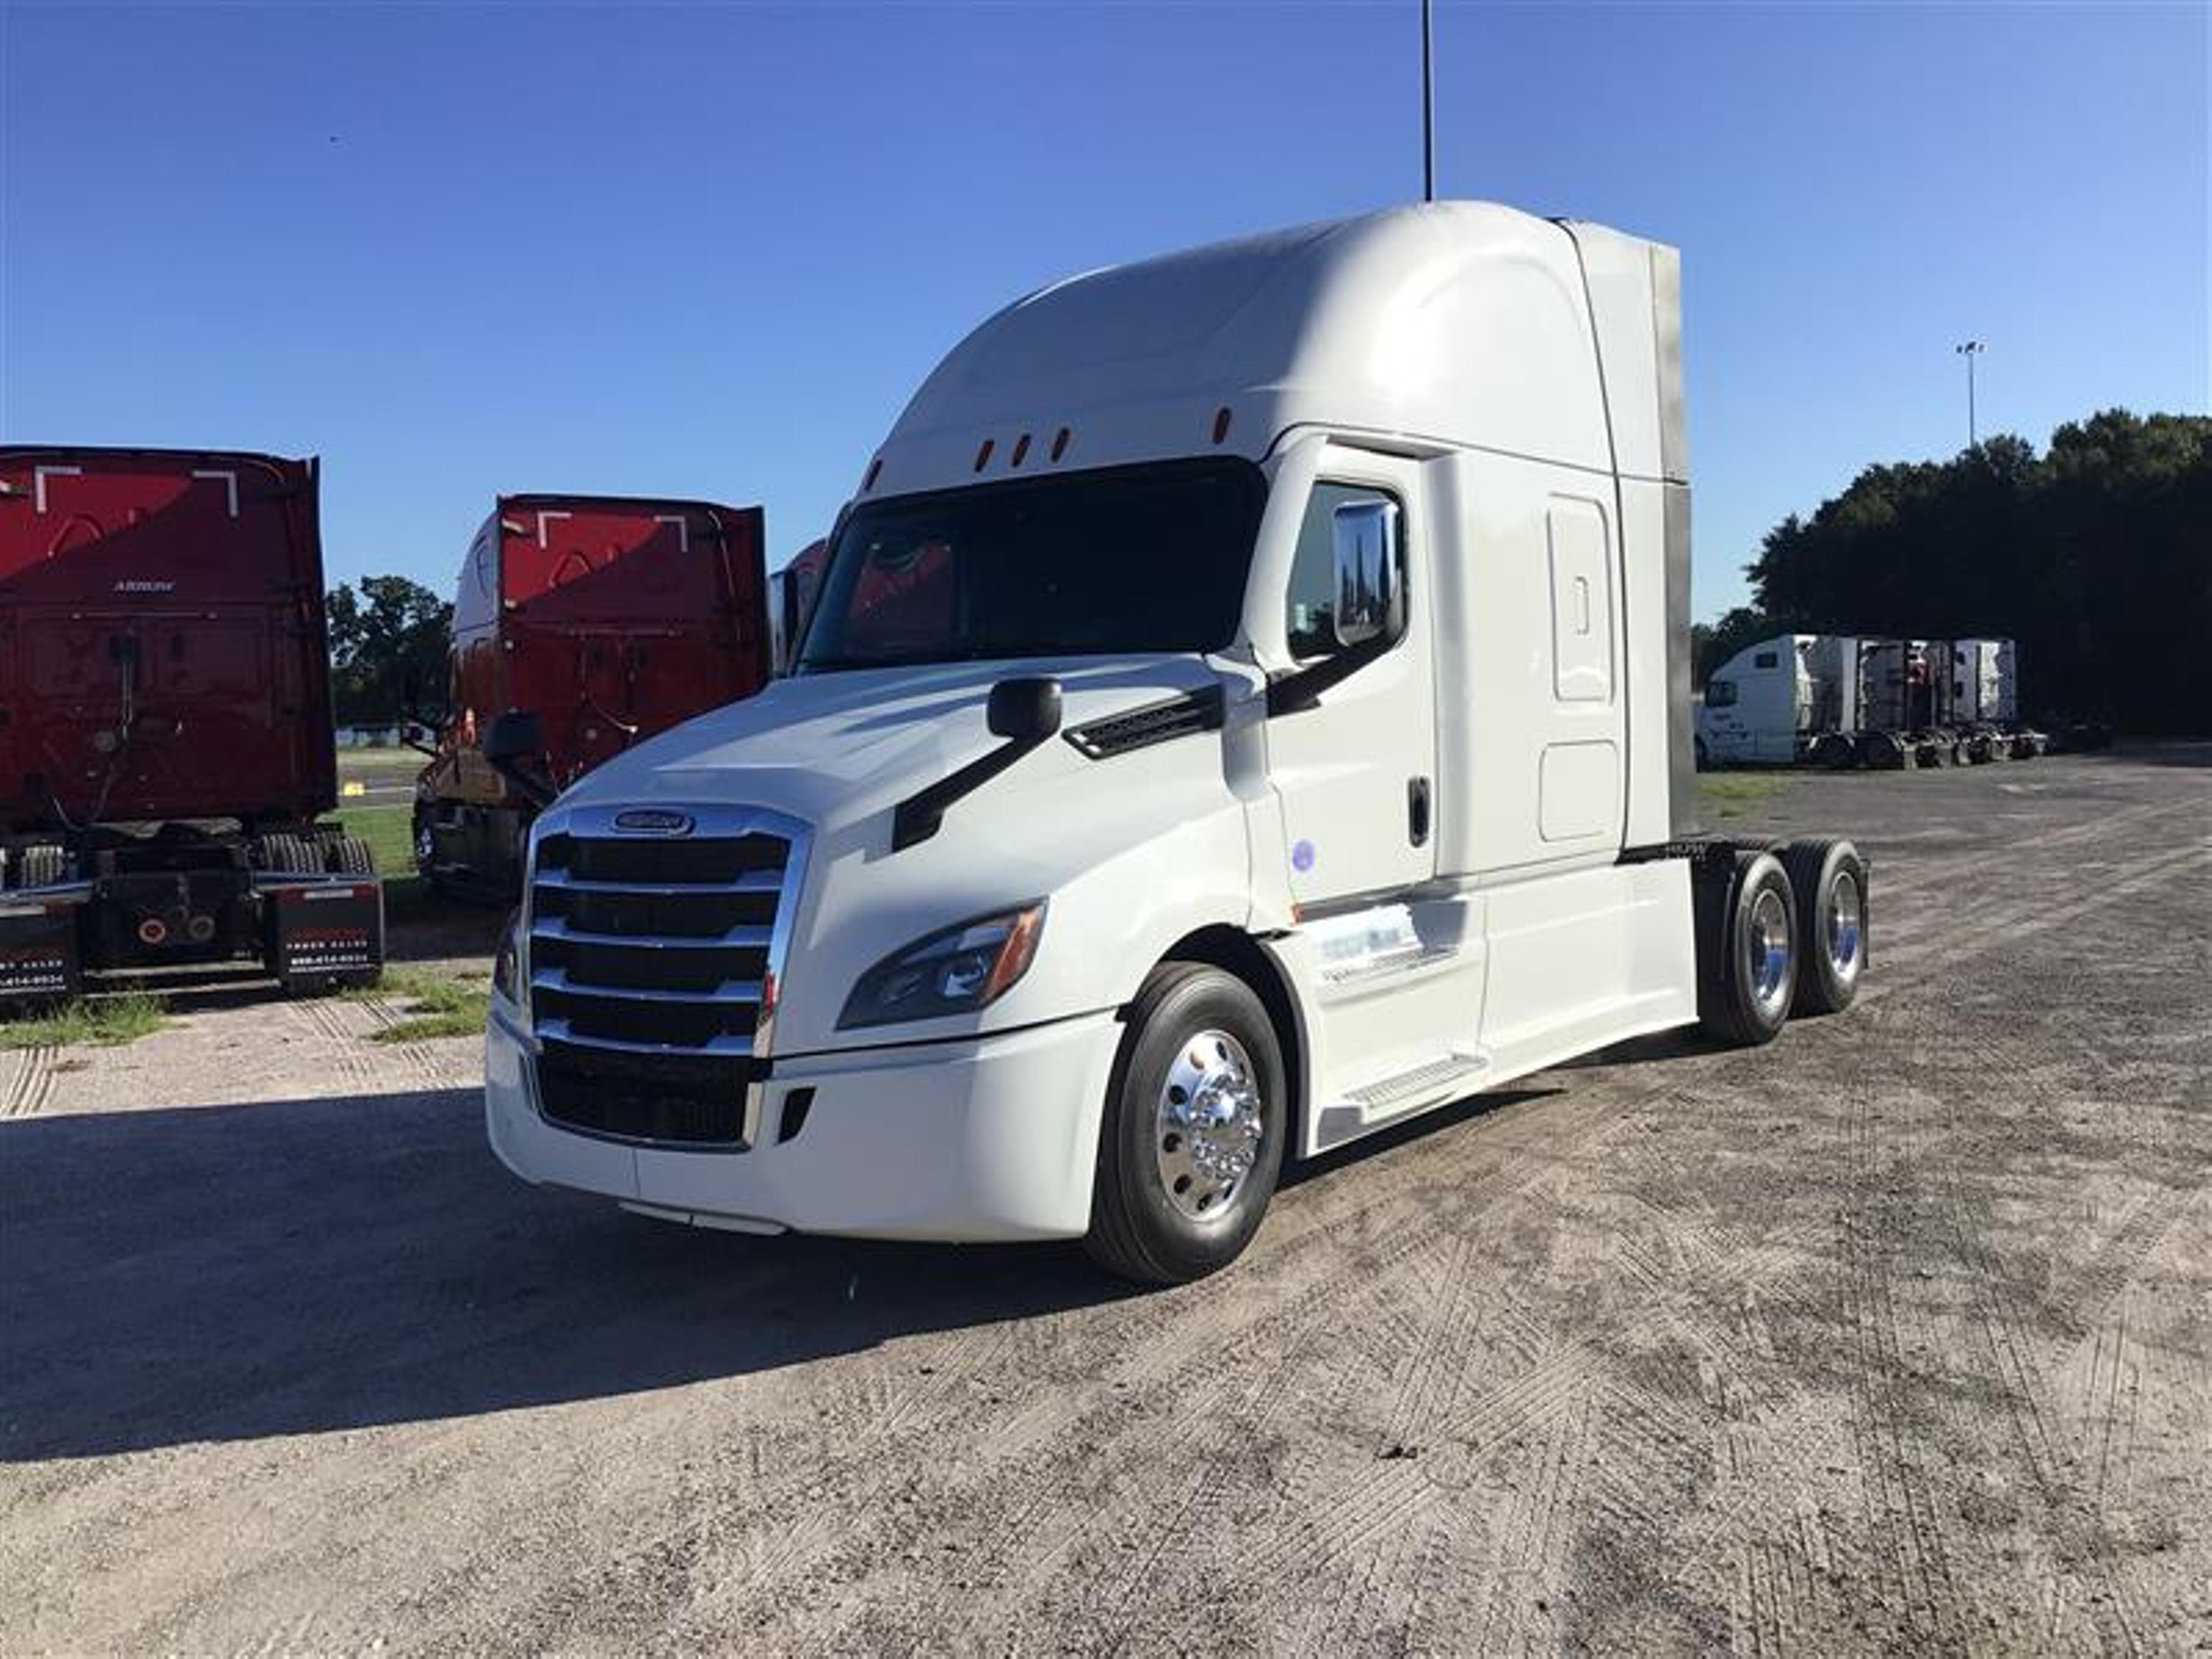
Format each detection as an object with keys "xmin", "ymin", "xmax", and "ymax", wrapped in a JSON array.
[
  {"xmin": 482, "ymin": 202, "xmax": 1872, "ymax": 1283},
  {"xmin": 1699, "ymin": 632, "xmax": 2039, "ymax": 769}
]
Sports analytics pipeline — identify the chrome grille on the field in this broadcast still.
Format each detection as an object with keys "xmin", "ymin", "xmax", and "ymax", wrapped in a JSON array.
[{"xmin": 523, "ymin": 804, "xmax": 808, "ymax": 1148}]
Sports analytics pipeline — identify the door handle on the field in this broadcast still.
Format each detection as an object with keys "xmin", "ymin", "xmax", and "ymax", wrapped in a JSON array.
[{"xmin": 1407, "ymin": 776, "xmax": 1431, "ymax": 848}]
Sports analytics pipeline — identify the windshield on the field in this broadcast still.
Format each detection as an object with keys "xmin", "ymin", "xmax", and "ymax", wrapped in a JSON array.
[{"xmin": 798, "ymin": 459, "xmax": 1264, "ymax": 672}]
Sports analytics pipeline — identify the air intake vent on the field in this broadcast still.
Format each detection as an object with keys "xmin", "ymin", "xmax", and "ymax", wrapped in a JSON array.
[{"xmin": 1064, "ymin": 687, "xmax": 1225, "ymax": 760}]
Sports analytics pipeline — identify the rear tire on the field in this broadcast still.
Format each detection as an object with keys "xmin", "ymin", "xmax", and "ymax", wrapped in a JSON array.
[
  {"xmin": 1084, "ymin": 962, "xmax": 1287, "ymax": 1286},
  {"xmin": 16, "ymin": 844, "xmax": 67, "ymax": 889},
  {"xmin": 326, "ymin": 835, "xmax": 377, "ymax": 877},
  {"xmin": 1696, "ymin": 851, "xmax": 1797, "ymax": 1047},
  {"xmin": 258, "ymin": 834, "xmax": 319, "ymax": 876},
  {"xmin": 1782, "ymin": 838, "xmax": 1868, "ymax": 1016},
  {"xmin": 1811, "ymin": 732, "xmax": 1857, "ymax": 771},
  {"xmin": 1859, "ymin": 731, "xmax": 1904, "ymax": 770}
]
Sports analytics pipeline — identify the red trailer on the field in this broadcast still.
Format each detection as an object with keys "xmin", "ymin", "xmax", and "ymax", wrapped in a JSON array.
[
  {"xmin": 414, "ymin": 495, "xmax": 771, "ymax": 896},
  {"xmin": 0, "ymin": 446, "xmax": 382, "ymax": 999}
]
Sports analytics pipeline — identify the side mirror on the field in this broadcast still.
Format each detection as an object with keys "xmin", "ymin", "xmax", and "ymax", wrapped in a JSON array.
[
  {"xmin": 1331, "ymin": 498, "xmax": 1403, "ymax": 649},
  {"xmin": 482, "ymin": 709, "xmax": 555, "ymax": 808},
  {"xmin": 987, "ymin": 677, "xmax": 1063, "ymax": 743},
  {"xmin": 482, "ymin": 709, "xmax": 544, "ymax": 766}
]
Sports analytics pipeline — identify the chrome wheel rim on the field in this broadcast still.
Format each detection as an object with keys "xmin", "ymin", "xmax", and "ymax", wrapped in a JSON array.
[
  {"xmin": 1747, "ymin": 887, "xmax": 1793, "ymax": 1017},
  {"xmin": 1825, "ymin": 871, "xmax": 1863, "ymax": 984},
  {"xmin": 1155, "ymin": 1029, "xmax": 1264, "ymax": 1223}
]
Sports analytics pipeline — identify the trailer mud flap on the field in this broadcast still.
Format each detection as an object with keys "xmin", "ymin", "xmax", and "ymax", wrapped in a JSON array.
[
  {"xmin": 262, "ymin": 880, "xmax": 385, "ymax": 992},
  {"xmin": 0, "ymin": 897, "xmax": 85, "ymax": 1002}
]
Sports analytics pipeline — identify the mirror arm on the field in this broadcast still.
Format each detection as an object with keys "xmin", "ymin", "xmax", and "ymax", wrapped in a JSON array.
[
  {"xmin": 891, "ymin": 732, "xmax": 1048, "ymax": 853},
  {"xmin": 1264, "ymin": 632, "xmax": 1396, "ymax": 717},
  {"xmin": 488, "ymin": 753, "xmax": 558, "ymax": 810}
]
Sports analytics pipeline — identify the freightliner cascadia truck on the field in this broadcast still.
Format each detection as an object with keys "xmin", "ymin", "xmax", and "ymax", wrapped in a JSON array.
[
  {"xmin": 0, "ymin": 447, "xmax": 382, "ymax": 999},
  {"xmin": 414, "ymin": 495, "xmax": 771, "ymax": 897},
  {"xmin": 481, "ymin": 203, "xmax": 1872, "ymax": 1283}
]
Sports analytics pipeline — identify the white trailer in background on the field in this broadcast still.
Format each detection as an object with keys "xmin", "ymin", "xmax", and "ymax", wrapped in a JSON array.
[{"xmin": 480, "ymin": 202, "xmax": 1873, "ymax": 1283}]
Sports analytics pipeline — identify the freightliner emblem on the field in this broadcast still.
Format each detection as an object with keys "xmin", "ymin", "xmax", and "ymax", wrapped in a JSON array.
[{"xmin": 612, "ymin": 809, "xmax": 695, "ymax": 836}]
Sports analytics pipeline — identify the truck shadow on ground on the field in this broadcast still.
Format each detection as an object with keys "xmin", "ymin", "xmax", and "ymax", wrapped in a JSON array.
[
  {"xmin": 0, "ymin": 1088, "xmax": 1131, "ymax": 1462},
  {"xmin": 2, "ymin": 1078, "xmax": 1552, "ymax": 1463}
]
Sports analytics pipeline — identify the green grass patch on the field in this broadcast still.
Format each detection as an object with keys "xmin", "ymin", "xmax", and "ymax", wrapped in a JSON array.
[
  {"xmin": 1697, "ymin": 771, "xmax": 1797, "ymax": 820},
  {"xmin": 350, "ymin": 967, "xmax": 490, "ymax": 1043},
  {"xmin": 0, "ymin": 991, "xmax": 168, "ymax": 1051},
  {"xmin": 331, "ymin": 802, "xmax": 414, "ymax": 876},
  {"xmin": 327, "ymin": 802, "xmax": 445, "ymax": 921}
]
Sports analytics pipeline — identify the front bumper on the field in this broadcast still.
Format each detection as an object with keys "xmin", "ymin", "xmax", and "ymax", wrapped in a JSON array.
[{"xmin": 484, "ymin": 1002, "xmax": 1122, "ymax": 1241}]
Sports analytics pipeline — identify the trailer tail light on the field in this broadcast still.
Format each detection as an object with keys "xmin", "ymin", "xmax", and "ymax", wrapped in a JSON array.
[{"xmin": 137, "ymin": 916, "xmax": 168, "ymax": 946}]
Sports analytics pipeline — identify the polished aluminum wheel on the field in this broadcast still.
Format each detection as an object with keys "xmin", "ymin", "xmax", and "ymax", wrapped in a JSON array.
[
  {"xmin": 1154, "ymin": 1028, "xmax": 1264, "ymax": 1222},
  {"xmin": 1825, "ymin": 870, "xmax": 1863, "ymax": 984},
  {"xmin": 1747, "ymin": 885, "xmax": 1793, "ymax": 1017}
]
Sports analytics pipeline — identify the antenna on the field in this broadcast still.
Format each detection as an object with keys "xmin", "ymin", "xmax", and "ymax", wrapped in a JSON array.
[{"xmin": 1422, "ymin": 0, "xmax": 1436, "ymax": 202}]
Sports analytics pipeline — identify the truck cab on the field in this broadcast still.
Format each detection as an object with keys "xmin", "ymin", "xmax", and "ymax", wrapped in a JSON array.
[
  {"xmin": 415, "ymin": 495, "xmax": 771, "ymax": 897},
  {"xmin": 1695, "ymin": 634, "xmax": 1815, "ymax": 766},
  {"xmin": 483, "ymin": 203, "xmax": 1869, "ymax": 1282}
]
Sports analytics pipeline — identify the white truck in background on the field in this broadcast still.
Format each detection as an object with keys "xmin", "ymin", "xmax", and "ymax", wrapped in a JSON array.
[
  {"xmin": 480, "ymin": 202, "xmax": 1872, "ymax": 1283},
  {"xmin": 1699, "ymin": 632, "xmax": 2041, "ymax": 770}
]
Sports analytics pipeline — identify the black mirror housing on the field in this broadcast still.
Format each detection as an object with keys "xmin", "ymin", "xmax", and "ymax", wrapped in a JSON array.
[
  {"xmin": 482, "ymin": 709, "xmax": 545, "ymax": 766},
  {"xmin": 987, "ymin": 677, "xmax": 1063, "ymax": 743}
]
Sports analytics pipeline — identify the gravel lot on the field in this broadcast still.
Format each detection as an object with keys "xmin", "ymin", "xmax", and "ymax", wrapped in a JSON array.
[{"xmin": 3, "ymin": 750, "xmax": 2207, "ymax": 1654}]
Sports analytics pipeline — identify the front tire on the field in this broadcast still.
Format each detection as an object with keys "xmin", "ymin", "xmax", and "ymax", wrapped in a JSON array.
[{"xmin": 1084, "ymin": 963, "xmax": 1287, "ymax": 1286}]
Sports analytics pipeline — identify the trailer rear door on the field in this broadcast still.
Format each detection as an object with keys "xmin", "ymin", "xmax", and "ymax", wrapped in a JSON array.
[{"xmin": 0, "ymin": 449, "xmax": 335, "ymax": 831}]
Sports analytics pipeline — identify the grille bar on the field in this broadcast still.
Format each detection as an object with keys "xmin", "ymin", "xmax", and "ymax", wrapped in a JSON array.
[
  {"xmin": 535, "ymin": 868, "xmax": 783, "ymax": 896},
  {"xmin": 532, "ymin": 968, "xmax": 763, "ymax": 1004},
  {"xmin": 536, "ymin": 1017, "xmax": 756, "ymax": 1058},
  {"xmin": 531, "ymin": 918, "xmax": 771, "ymax": 950}
]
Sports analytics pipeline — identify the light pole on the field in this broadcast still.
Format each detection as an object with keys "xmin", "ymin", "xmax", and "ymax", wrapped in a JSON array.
[
  {"xmin": 1421, "ymin": 0, "xmax": 1435, "ymax": 203},
  {"xmin": 1954, "ymin": 339, "xmax": 1986, "ymax": 448}
]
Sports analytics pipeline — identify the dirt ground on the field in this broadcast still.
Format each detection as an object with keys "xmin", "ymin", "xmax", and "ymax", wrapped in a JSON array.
[{"xmin": 2, "ymin": 750, "xmax": 2207, "ymax": 1654}]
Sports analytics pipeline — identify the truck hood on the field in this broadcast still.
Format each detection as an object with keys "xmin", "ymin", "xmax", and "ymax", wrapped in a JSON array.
[
  {"xmin": 540, "ymin": 652, "xmax": 1260, "ymax": 1054},
  {"xmin": 558, "ymin": 652, "xmax": 1230, "ymax": 831}
]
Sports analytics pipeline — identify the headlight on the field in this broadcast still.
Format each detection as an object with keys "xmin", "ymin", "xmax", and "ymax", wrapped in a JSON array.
[
  {"xmin": 838, "ymin": 902, "xmax": 1047, "ymax": 1030},
  {"xmin": 492, "ymin": 907, "xmax": 524, "ymax": 1007}
]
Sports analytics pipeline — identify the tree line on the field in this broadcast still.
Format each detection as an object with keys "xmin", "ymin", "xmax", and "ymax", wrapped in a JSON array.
[
  {"xmin": 1694, "ymin": 409, "xmax": 2210, "ymax": 734},
  {"xmin": 327, "ymin": 575, "xmax": 449, "ymax": 729}
]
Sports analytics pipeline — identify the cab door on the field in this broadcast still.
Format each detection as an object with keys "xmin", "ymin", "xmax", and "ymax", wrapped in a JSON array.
[{"xmin": 1266, "ymin": 448, "xmax": 1436, "ymax": 909}]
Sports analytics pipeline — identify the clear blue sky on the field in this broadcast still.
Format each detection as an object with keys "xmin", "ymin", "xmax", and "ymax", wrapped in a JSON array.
[{"xmin": 3, "ymin": 2, "xmax": 2205, "ymax": 620}]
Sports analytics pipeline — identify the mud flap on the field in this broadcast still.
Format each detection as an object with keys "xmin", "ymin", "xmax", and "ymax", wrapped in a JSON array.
[
  {"xmin": 261, "ymin": 879, "xmax": 385, "ymax": 993},
  {"xmin": 0, "ymin": 895, "xmax": 86, "ymax": 1003}
]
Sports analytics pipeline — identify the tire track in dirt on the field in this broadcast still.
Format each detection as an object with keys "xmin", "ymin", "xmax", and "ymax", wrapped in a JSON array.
[
  {"xmin": 991, "ymin": 1065, "xmax": 1821, "ymax": 1643},
  {"xmin": 1866, "ymin": 791, "xmax": 2202, "ymax": 906},
  {"xmin": 0, "ymin": 1046, "xmax": 56, "ymax": 1119},
  {"xmin": 807, "ymin": 1066, "xmax": 1772, "ymax": 1650},
  {"xmin": 1471, "ymin": 1374, "xmax": 1596, "ymax": 1654},
  {"xmin": 283, "ymin": 997, "xmax": 385, "ymax": 1096},
  {"xmin": 1873, "ymin": 837, "xmax": 2209, "ymax": 982},
  {"xmin": 355, "ymin": 997, "xmax": 474, "ymax": 1088},
  {"xmin": 1837, "ymin": 1065, "xmax": 1974, "ymax": 1651}
]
